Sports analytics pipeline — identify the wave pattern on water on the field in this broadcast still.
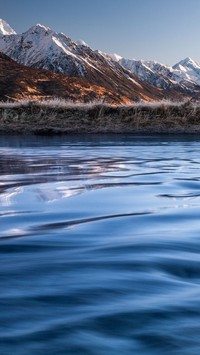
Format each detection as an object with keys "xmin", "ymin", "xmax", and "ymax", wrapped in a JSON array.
[{"xmin": 1, "ymin": 135, "xmax": 200, "ymax": 354}]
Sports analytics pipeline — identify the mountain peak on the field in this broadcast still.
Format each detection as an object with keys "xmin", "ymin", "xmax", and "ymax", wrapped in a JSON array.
[
  {"xmin": 174, "ymin": 57, "xmax": 199, "ymax": 68},
  {"xmin": 0, "ymin": 19, "xmax": 16, "ymax": 35},
  {"xmin": 35, "ymin": 23, "xmax": 50, "ymax": 30},
  {"xmin": 181, "ymin": 57, "xmax": 195, "ymax": 65},
  {"xmin": 184, "ymin": 56, "xmax": 193, "ymax": 62},
  {"xmin": 26, "ymin": 23, "xmax": 51, "ymax": 34}
]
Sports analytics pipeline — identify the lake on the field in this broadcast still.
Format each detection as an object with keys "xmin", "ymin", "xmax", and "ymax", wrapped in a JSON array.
[{"xmin": 1, "ymin": 134, "xmax": 200, "ymax": 354}]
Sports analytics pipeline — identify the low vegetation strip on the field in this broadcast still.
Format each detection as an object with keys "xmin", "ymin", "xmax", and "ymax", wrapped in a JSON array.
[{"xmin": 0, "ymin": 99, "xmax": 200, "ymax": 134}]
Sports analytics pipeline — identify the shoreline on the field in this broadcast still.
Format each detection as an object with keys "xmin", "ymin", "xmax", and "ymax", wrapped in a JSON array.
[{"xmin": 1, "ymin": 101, "xmax": 200, "ymax": 134}]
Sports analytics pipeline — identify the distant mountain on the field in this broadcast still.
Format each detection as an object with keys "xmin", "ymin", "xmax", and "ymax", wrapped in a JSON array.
[
  {"xmin": 0, "ymin": 19, "xmax": 16, "ymax": 35},
  {"xmin": 118, "ymin": 58, "xmax": 176, "ymax": 89},
  {"xmin": 0, "ymin": 19, "xmax": 200, "ymax": 102},
  {"xmin": 172, "ymin": 57, "xmax": 200, "ymax": 86},
  {"xmin": 109, "ymin": 56, "xmax": 200, "ymax": 96}
]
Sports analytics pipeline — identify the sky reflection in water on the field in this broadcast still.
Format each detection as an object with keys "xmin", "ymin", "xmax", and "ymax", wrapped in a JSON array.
[{"xmin": 1, "ymin": 135, "xmax": 200, "ymax": 354}]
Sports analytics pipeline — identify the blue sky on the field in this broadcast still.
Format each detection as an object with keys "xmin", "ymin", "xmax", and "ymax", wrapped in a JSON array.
[{"xmin": 1, "ymin": 0, "xmax": 200, "ymax": 65}]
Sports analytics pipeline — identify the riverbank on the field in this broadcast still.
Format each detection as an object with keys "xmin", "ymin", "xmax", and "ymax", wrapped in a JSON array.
[{"xmin": 0, "ymin": 100, "xmax": 200, "ymax": 134}]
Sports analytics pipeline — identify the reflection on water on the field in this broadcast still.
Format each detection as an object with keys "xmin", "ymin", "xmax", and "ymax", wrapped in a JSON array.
[{"xmin": 1, "ymin": 135, "xmax": 200, "ymax": 354}]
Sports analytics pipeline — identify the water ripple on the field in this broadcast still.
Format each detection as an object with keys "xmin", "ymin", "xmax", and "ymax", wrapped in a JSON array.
[{"xmin": 1, "ymin": 135, "xmax": 200, "ymax": 354}]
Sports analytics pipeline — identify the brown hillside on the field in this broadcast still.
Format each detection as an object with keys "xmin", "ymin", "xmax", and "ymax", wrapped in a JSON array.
[
  {"xmin": 0, "ymin": 53, "xmax": 190, "ymax": 103},
  {"xmin": 0, "ymin": 53, "xmax": 128, "ymax": 103}
]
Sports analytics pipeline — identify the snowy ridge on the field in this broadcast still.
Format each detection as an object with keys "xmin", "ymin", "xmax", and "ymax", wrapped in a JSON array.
[
  {"xmin": 76, "ymin": 39, "xmax": 90, "ymax": 47},
  {"xmin": 0, "ymin": 21, "xmax": 126, "ymax": 79},
  {"xmin": 0, "ymin": 23, "xmax": 87, "ymax": 76},
  {"xmin": 112, "ymin": 56, "xmax": 200, "ymax": 92},
  {"xmin": 117, "ymin": 58, "xmax": 182, "ymax": 89}
]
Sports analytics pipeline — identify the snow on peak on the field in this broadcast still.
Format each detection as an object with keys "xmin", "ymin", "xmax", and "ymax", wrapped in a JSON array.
[
  {"xmin": 172, "ymin": 57, "xmax": 200, "ymax": 85},
  {"xmin": 35, "ymin": 23, "xmax": 50, "ymax": 30},
  {"xmin": 26, "ymin": 23, "xmax": 51, "ymax": 34},
  {"xmin": 108, "ymin": 53, "xmax": 122, "ymax": 62},
  {"xmin": 181, "ymin": 57, "xmax": 195, "ymax": 64},
  {"xmin": 183, "ymin": 56, "xmax": 193, "ymax": 63},
  {"xmin": 173, "ymin": 57, "xmax": 199, "ymax": 69},
  {"xmin": 76, "ymin": 39, "xmax": 90, "ymax": 47},
  {"xmin": 98, "ymin": 52, "xmax": 122, "ymax": 62},
  {"xmin": 0, "ymin": 19, "xmax": 16, "ymax": 35}
]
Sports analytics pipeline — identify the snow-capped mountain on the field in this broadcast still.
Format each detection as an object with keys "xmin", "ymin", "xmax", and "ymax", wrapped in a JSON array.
[
  {"xmin": 118, "ymin": 58, "xmax": 177, "ymax": 89},
  {"xmin": 110, "ymin": 56, "xmax": 200, "ymax": 93},
  {"xmin": 0, "ymin": 23, "xmax": 88, "ymax": 76},
  {"xmin": 0, "ymin": 20, "xmax": 127, "ymax": 79},
  {"xmin": 172, "ymin": 57, "xmax": 200, "ymax": 86},
  {"xmin": 0, "ymin": 19, "xmax": 16, "ymax": 35},
  {"xmin": 0, "ymin": 19, "xmax": 172, "ymax": 103},
  {"xmin": 0, "ymin": 18, "xmax": 200, "ymax": 102}
]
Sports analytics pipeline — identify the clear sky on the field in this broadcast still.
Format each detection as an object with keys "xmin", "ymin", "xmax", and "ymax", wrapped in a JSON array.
[{"xmin": 1, "ymin": 0, "xmax": 200, "ymax": 65}]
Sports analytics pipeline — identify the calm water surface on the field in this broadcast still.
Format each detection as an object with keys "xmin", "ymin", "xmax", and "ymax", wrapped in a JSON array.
[{"xmin": 1, "ymin": 135, "xmax": 200, "ymax": 354}]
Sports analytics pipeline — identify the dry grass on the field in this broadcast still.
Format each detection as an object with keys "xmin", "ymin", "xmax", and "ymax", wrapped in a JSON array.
[
  {"xmin": 0, "ymin": 98, "xmax": 112, "ymax": 109},
  {"xmin": 0, "ymin": 99, "xmax": 200, "ymax": 133}
]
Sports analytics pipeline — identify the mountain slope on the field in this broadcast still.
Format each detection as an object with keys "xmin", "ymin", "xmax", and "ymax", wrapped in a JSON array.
[{"xmin": 0, "ymin": 52, "xmax": 132, "ymax": 103}]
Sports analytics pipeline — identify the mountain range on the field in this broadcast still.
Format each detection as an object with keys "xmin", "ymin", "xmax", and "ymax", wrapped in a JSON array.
[{"xmin": 1, "ymin": 19, "xmax": 200, "ymax": 103}]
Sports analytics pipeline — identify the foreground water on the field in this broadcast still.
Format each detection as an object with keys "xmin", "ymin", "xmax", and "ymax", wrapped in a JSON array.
[{"xmin": 1, "ymin": 135, "xmax": 200, "ymax": 354}]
